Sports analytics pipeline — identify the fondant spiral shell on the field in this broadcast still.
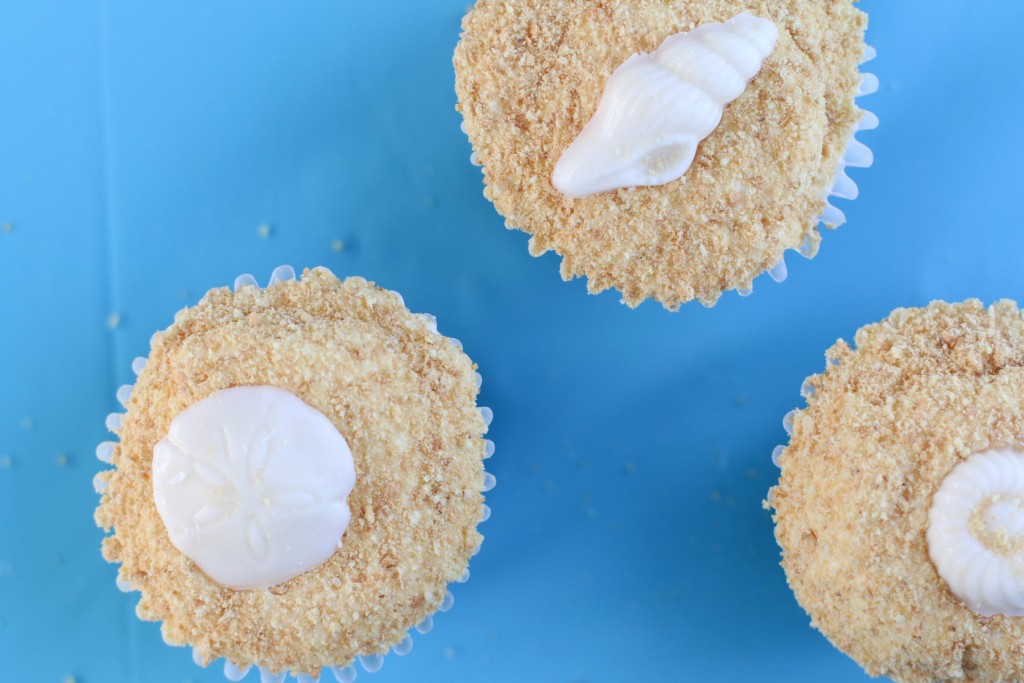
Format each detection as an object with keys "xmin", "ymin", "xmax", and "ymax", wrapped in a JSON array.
[
  {"xmin": 928, "ymin": 448, "xmax": 1024, "ymax": 616},
  {"xmin": 552, "ymin": 13, "xmax": 778, "ymax": 198}
]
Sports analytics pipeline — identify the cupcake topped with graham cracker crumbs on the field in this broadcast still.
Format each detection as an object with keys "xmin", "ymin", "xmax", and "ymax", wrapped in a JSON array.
[
  {"xmin": 770, "ymin": 300, "xmax": 1024, "ymax": 682},
  {"xmin": 93, "ymin": 266, "xmax": 495, "ymax": 682},
  {"xmin": 454, "ymin": 0, "xmax": 877, "ymax": 309}
]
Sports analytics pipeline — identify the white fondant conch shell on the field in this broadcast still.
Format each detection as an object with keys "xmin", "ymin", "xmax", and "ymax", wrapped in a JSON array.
[
  {"xmin": 552, "ymin": 13, "xmax": 778, "ymax": 198},
  {"xmin": 928, "ymin": 448, "xmax": 1024, "ymax": 616}
]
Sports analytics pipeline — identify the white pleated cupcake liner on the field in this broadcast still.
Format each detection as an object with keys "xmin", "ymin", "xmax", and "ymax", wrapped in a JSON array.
[
  {"xmin": 769, "ymin": 356, "xmax": 841, "ymax": 471},
  {"xmin": 740, "ymin": 43, "xmax": 879, "ymax": 300},
  {"xmin": 95, "ymin": 265, "xmax": 496, "ymax": 683}
]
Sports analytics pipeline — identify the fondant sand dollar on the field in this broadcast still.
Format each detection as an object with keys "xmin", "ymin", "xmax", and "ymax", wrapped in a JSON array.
[{"xmin": 152, "ymin": 385, "xmax": 357, "ymax": 591}]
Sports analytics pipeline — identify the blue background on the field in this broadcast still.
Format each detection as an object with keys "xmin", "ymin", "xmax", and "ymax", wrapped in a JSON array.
[{"xmin": 1, "ymin": 2, "xmax": 1022, "ymax": 682}]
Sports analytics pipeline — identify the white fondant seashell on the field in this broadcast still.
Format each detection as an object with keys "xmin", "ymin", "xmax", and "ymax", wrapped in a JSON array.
[
  {"xmin": 152, "ymin": 385, "xmax": 357, "ymax": 590},
  {"xmin": 552, "ymin": 13, "xmax": 778, "ymax": 198},
  {"xmin": 928, "ymin": 448, "xmax": 1024, "ymax": 616}
]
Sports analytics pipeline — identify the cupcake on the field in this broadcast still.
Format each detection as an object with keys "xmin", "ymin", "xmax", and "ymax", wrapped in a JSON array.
[
  {"xmin": 769, "ymin": 300, "xmax": 1024, "ymax": 682},
  {"xmin": 93, "ymin": 266, "xmax": 495, "ymax": 682},
  {"xmin": 454, "ymin": 0, "xmax": 878, "ymax": 309}
]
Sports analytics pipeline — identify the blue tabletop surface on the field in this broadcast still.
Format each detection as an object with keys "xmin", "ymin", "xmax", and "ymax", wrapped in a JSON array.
[{"xmin": 2, "ymin": 2, "xmax": 1023, "ymax": 682}]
